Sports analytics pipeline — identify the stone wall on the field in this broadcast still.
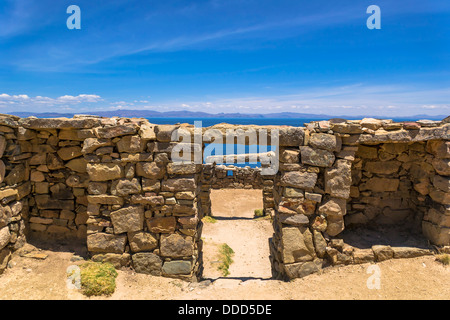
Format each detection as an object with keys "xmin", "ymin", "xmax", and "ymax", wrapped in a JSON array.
[
  {"xmin": 0, "ymin": 114, "xmax": 448, "ymax": 281},
  {"xmin": 199, "ymin": 164, "xmax": 274, "ymax": 216}
]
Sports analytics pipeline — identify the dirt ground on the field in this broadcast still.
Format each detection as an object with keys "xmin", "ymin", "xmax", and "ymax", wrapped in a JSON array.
[{"xmin": 0, "ymin": 189, "xmax": 449, "ymax": 300}]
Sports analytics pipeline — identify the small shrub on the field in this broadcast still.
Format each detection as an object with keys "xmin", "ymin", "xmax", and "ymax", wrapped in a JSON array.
[
  {"xmin": 436, "ymin": 254, "xmax": 450, "ymax": 266},
  {"xmin": 79, "ymin": 262, "xmax": 118, "ymax": 297},
  {"xmin": 217, "ymin": 243, "xmax": 234, "ymax": 277},
  {"xmin": 202, "ymin": 216, "xmax": 217, "ymax": 223},
  {"xmin": 254, "ymin": 209, "xmax": 264, "ymax": 218}
]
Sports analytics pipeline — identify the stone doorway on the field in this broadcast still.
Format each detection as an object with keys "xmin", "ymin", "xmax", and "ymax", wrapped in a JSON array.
[{"xmin": 200, "ymin": 189, "xmax": 273, "ymax": 280}]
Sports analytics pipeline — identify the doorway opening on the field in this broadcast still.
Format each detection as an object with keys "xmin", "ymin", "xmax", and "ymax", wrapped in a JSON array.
[{"xmin": 200, "ymin": 189, "xmax": 273, "ymax": 280}]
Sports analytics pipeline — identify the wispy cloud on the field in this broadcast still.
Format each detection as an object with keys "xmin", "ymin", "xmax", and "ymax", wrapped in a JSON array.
[{"xmin": 0, "ymin": 93, "xmax": 102, "ymax": 108}]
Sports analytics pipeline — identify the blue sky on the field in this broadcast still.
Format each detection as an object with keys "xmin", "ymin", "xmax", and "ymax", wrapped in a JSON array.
[{"xmin": 0, "ymin": 0, "xmax": 449, "ymax": 117}]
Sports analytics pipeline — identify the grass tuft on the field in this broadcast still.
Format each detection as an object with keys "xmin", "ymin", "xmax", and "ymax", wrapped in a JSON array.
[
  {"xmin": 202, "ymin": 216, "xmax": 217, "ymax": 223},
  {"xmin": 253, "ymin": 209, "xmax": 264, "ymax": 218},
  {"xmin": 217, "ymin": 243, "xmax": 234, "ymax": 277},
  {"xmin": 79, "ymin": 261, "xmax": 118, "ymax": 297},
  {"xmin": 436, "ymin": 254, "xmax": 450, "ymax": 266}
]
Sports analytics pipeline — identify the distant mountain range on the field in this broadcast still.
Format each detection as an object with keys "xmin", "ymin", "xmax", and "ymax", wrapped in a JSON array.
[{"xmin": 8, "ymin": 109, "xmax": 449, "ymax": 121}]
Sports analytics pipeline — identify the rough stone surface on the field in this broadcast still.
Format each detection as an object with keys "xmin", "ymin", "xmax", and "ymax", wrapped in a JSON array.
[
  {"xmin": 110, "ymin": 206, "xmax": 144, "ymax": 234},
  {"xmin": 132, "ymin": 252, "xmax": 162, "ymax": 276}
]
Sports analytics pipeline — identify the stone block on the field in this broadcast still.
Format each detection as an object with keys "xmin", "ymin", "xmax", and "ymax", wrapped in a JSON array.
[{"xmin": 110, "ymin": 206, "xmax": 144, "ymax": 234}]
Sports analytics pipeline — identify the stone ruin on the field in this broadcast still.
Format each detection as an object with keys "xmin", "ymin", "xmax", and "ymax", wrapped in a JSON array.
[{"xmin": 0, "ymin": 114, "xmax": 449, "ymax": 281}]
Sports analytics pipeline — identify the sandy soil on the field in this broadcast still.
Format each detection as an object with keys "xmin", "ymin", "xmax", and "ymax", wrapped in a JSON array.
[{"xmin": 0, "ymin": 189, "xmax": 449, "ymax": 300}]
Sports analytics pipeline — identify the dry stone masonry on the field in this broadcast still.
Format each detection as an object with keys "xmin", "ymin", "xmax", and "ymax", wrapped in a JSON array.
[{"xmin": 0, "ymin": 114, "xmax": 448, "ymax": 281}]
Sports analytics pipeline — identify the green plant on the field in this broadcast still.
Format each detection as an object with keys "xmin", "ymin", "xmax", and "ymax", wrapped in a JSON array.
[
  {"xmin": 79, "ymin": 261, "xmax": 118, "ymax": 297},
  {"xmin": 253, "ymin": 209, "xmax": 264, "ymax": 218},
  {"xmin": 202, "ymin": 216, "xmax": 217, "ymax": 223},
  {"xmin": 436, "ymin": 254, "xmax": 450, "ymax": 266},
  {"xmin": 217, "ymin": 243, "xmax": 234, "ymax": 277}
]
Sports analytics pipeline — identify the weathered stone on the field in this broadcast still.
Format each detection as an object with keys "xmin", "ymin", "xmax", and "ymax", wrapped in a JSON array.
[
  {"xmin": 283, "ymin": 187, "xmax": 304, "ymax": 198},
  {"xmin": 326, "ymin": 215, "xmax": 345, "ymax": 236},
  {"xmin": 87, "ymin": 163, "xmax": 123, "ymax": 181},
  {"xmin": 424, "ymin": 208, "xmax": 450, "ymax": 228},
  {"xmin": 82, "ymin": 138, "xmax": 113, "ymax": 153},
  {"xmin": 160, "ymin": 234, "xmax": 193, "ymax": 258},
  {"xmin": 305, "ymin": 192, "xmax": 322, "ymax": 203},
  {"xmin": 281, "ymin": 226, "xmax": 315, "ymax": 264},
  {"xmin": 132, "ymin": 252, "xmax": 162, "ymax": 276},
  {"xmin": 0, "ymin": 248, "xmax": 11, "ymax": 274},
  {"xmin": 432, "ymin": 158, "xmax": 450, "ymax": 176},
  {"xmin": 112, "ymin": 178, "xmax": 141, "ymax": 196},
  {"xmin": 175, "ymin": 191, "xmax": 195, "ymax": 200},
  {"xmin": 433, "ymin": 175, "xmax": 450, "ymax": 192},
  {"xmin": 318, "ymin": 197, "xmax": 346, "ymax": 218},
  {"xmin": 47, "ymin": 153, "xmax": 65, "ymax": 170},
  {"xmin": 312, "ymin": 230, "xmax": 327, "ymax": 258},
  {"xmin": 19, "ymin": 117, "xmax": 100, "ymax": 129},
  {"xmin": 353, "ymin": 249, "xmax": 375, "ymax": 264},
  {"xmin": 278, "ymin": 127, "xmax": 304, "ymax": 146},
  {"xmin": 278, "ymin": 214, "xmax": 309, "ymax": 226},
  {"xmin": 91, "ymin": 253, "xmax": 131, "ymax": 268},
  {"xmin": 155, "ymin": 125, "xmax": 179, "ymax": 142},
  {"xmin": 136, "ymin": 162, "xmax": 166, "ymax": 179},
  {"xmin": 355, "ymin": 145, "xmax": 378, "ymax": 159},
  {"xmin": 119, "ymin": 153, "xmax": 153, "ymax": 163},
  {"xmin": 110, "ymin": 206, "xmax": 144, "ymax": 234},
  {"xmin": 309, "ymin": 133, "xmax": 337, "ymax": 151},
  {"xmin": 87, "ymin": 233, "xmax": 127, "ymax": 254},
  {"xmin": 142, "ymin": 179, "xmax": 161, "ymax": 192},
  {"xmin": 360, "ymin": 118, "xmax": 382, "ymax": 130},
  {"xmin": 87, "ymin": 195, "xmax": 124, "ymax": 205},
  {"xmin": 167, "ymin": 163, "xmax": 201, "ymax": 175},
  {"xmin": 280, "ymin": 171, "xmax": 317, "ymax": 191},
  {"xmin": 364, "ymin": 160, "xmax": 401, "ymax": 175},
  {"xmin": 283, "ymin": 259, "xmax": 322, "ymax": 279},
  {"xmin": 30, "ymin": 170, "xmax": 45, "ymax": 182},
  {"xmin": 162, "ymin": 178, "xmax": 196, "ymax": 192},
  {"xmin": 345, "ymin": 212, "xmax": 369, "ymax": 226},
  {"xmin": 87, "ymin": 182, "xmax": 108, "ymax": 195},
  {"xmin": 0, "ymin": 226, "xmax": 11, "ymax": 250},
  {"xmin": 422, "ymin": 221, "xmax": 450, "ymax": 246},
  {"xmin": 35, "ymin": 195, "xmax": 74, "ymax": 210},
  {"xmin": 57, "ymin": 146, "xmax": 82, "ymax": 161},
  {"xmin": 173, "ymin": 204, "xmax": 197, "ymax": 216},
  {"xmin": 131, "ymin": 194, "xmax": 164, "ymax": 206},
  {"xmin": 4, "ymin": 164, "xmax": 27, "ymax": 185},
  {"xmin": 162, "ymin": 260, "xmax": 192, "ymax": 275},
  {"xmin": 300, "ymin": 146, "xmax": 335, "ymax": 167},
  {"xmin": 66, "ymin": 174, "xmax": 89, "ymax": 188},
  {"xmin": 117, "ymin": 135, "xmax": 146, "ymax": 153},
  {"xmin": 429, "ymin": 189, "xmax": 450, "ymax": 205},
  {"xmin": 280, "ymin": 149, "xmax": 300, "ymax": 163},
  {"xmin": 146, "ymin": 217, "xmax": 177, "ymax": 233},
  {"xmin": 95, "ymin": 125, "xmax": 137, "ymax": 139},
  {"xmin": 427, "ymin": 140, "xmax": 450, "ymax": 158},
  {"xmin": 139, "ymin": 123, "xmax": 156, "ymax": 140},
  {"xmin": 392, "ymin": 247, "xmax": 432, "ymax": 259},
  {"xmin": 128, "ymin": 231, "xmax": 158, "ymax": 252},
  {"xmin": 325, "ymin": 159, "xmax": 352, "ymax": 199},
  {"xmin": 372, "ymin": 245, "xmax": 394, "ymax": 261},
  {"xmin": 360, "ymin": 177, "xmax": 400, "ymax": 192}
]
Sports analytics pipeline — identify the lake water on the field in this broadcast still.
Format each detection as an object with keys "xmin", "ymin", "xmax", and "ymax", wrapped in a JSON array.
[{"xmin": 145, "ymin": 116, "xmax": 423, "ymax": 127}]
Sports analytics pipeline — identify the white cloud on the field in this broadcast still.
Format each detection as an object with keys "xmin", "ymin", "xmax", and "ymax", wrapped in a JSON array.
[{"xmin": 0, "ymin": 93, "xmax": 103, "ymax": 109}]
